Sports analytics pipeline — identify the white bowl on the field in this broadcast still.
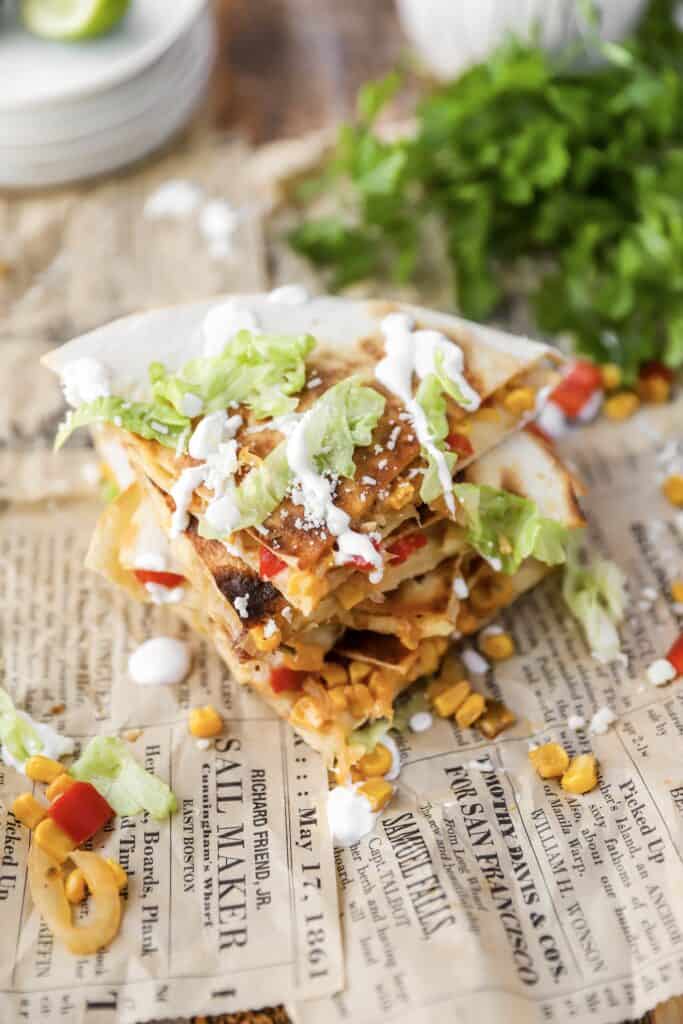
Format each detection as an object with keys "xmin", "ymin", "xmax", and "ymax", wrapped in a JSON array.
[{"xmin": 395, "ymin": 0, "xmax": 649, "ymax": 79}]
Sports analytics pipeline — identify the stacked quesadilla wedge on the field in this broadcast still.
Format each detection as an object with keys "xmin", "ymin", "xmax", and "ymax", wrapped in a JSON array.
[{"xmin": 44, "ymin": 293, "xmax": 584, "ymax": 776}]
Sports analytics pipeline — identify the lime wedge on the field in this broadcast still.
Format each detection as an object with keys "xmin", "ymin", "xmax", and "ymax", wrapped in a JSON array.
[{"xmin": 21, "ymin": 0, "xmax": 131, "ymax": 40}]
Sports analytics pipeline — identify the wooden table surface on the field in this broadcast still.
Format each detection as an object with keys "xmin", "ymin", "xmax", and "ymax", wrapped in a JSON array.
[{"xmin": 187, "ymin": 4, "xmax": 681, "ymax": 1024}]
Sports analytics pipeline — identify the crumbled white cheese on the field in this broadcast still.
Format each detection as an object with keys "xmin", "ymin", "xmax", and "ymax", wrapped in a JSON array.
[
  {"xmin": 567, "ymin": 715, "xmax": 585, "ymax": 731},
  {"xmin": 589, "ymin": 706, "xmax": 617, "ymax": 735},
  {"xmin": 282, "ymin": 607, "xmax": 293, "ymax": 622},
  {"xmin": 409, "ymin": 711, "xmax": 433, "ymax": 733},
  {"xmin": 647, "ymin": 658, "xmax": 676, "ymax": 686},
  {"xmin": 61, "ymin": 357, "xmax": 111, "ymax": 407},
  {"xmin": 361, "ymin": 475, "xmax": 377, "ymax": 486},
  {"xmin": 143, "ymin": 179, "xmax": 202, "ymax": 219},
  {"xmin": 453, "ymin": 576, "xmax": 469, "ymax": 599},
  {"xmin": 462, "ymin": 648, "xmax": 489, "ymax": 675},
  {"xmin": 234, "ymin": 594, "xmax": 250, "ymax": 619},
  {"xmin": 263, "ymin": 618, "xmax": 278, "ymax": 639},
  {"xmin": 196, "ymin": 738, "xmax": 212, "ymax": 751}
]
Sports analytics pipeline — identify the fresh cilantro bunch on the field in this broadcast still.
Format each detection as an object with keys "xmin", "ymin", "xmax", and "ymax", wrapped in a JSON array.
[{"xmin": 289, "ymin": 0, "xmax": 683, "ymax": 380}]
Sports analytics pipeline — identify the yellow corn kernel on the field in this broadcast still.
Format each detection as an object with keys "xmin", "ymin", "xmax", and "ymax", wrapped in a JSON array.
[
  {"xmin": 504, "ymin": 387, "xmax": 536, "ymax": 415},
  {"xmin": 46, "ymin": 773, "xmax": 76, "ymax": 802},
  {"xmin": 561, "ymin": 754, "xmax": 599, "ymax": 795},
  {"xmin": 638, "ymin": 375, "xmax": 670, "ymax": 404},
  {"xmin": 250, "ymin": 623, "xmax": 282, "ymax": 653},
  {"xmin": 12, "ymin": 793, "xmax": 46, "ymax": 830},
  {"xmin": 671, "ymin": 580, "xmax": 683, "ymax": 604},
  {"xmin": 349, "ymin": 661, "xmax": 372, "ymax": 685},
  {"xmin": 321, "ymin": 663, "xmax": 348, "ymax": 688},
  {"xmin": 473, "ymin": 406, "xmax": 500, "ymax": 424},
  {"xmin": 290, "ymin": 695, "xmax": 326, "ymax": 731},
  {"xmin": 386, "ymin": 480, "xmax": 415, "ymax": 511},
  {"xmin": 337, "ymin": 579, "xmax": 368, "ymax": 610},
  {"xmin": 105, "ymin": 858, "xmax": 128, "ymax": 890},
  {"xmin": 604, "ymin": 391, "xmax": 640, "ymax": 421},
  {"xmin": 358, "ymin": 743, "xmax": 393, "ymax": 778},
  {"xmin": 283, "ymin": 643, "xmax": 326, "ymax": 672},
  {"xmin": 663, "ymin": 474, "xmax": 683, "ymax": 508},
  {"xmin": 477, "ymin": 700, "xmax": 516, "ymax": 739},
  {"xmin": 65, "ymin": 868, "xmax": 88, "ymax": 904},
  {"xmin": 188, "ymin": 705, "xmax": 223, "ymax": 739},
  {"xmin": 433, "ymin": 680, "xmax": 471, "ymax": 718},
  {"xmin": 601, "ymin": 363, "xmax": 621, "ymax": 391},
  {"xmin": 344, "ymin": 683, "xmax": 373, "ymax": 720},
  {"xmin": 456, "ymin": 608, "xmax": 480, "ymax": 634},
  {"xmin": 358, "ymin": 778, "xmax": 394, "ymax": 813},
  {"xmin": 25, "ymin": 755, "xmax": 64, "ymax": 784},
  {"xmin": 328, "ymin": 687, "xmax": 349, "ymax": 712},
  {"xmin": 480, "ymin": 632, "xmax": 516, "ymax": 661},
  {"xmin": 287, "ymin": 571, "xmax": 327, "ymax": 606},
  {"xmin": 529, "ymin": 742, "xmax": 570, "ymax": 780},
  {"xmin": 455, "ymin": 693, "xmax": 486, "ymax": 728},
  {"xmin": 34, "ymin": 818, "xmax": 76, "ymax": 864}
]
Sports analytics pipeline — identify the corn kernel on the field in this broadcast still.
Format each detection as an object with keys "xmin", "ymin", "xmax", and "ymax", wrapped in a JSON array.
[
  {"xmin": 477, "ymin": 700, "xmax": 516, "ymax": 739},
  {"xmin": 604, "ymin": 391, "xmax": 640, "ymax": 421},
  {"xmin": 456, "ymin": 608, "xmax": 480, "ymax": 634},
  {"xmin": 188, "ymin": 705, "xmax": 223, "ymax": 739},
  {"xmin": 105, "ymin": 858, "xmax": 128, "ymax": 890},
  {"xmin": 529, "ymin": 742, "xmax": 569, "ymax": 780},
  {"xmin": 473, "ymin": 406, "xmax": 500, "ymax": 424},
  {"xmin": 358, "ymin": 743, "xmax": 393, "ymax": 778},
  {"xmin": 65, "ymin": 868, "xmax": 88, "ymax": 904},
  {"xmin": 283, "ymin": 643, "xmax": 326, "ymax": 672},
  {"xmin": 504, "ymin": 387, "xmax": 536, "ymax": 415},
  {"xmin": 328, "ymin": 687, "xmax": 349, "ymax": 712},
  {"xmin": 455, "ymin": 693, "xmax": 486, "ymax": 728},
  {"xmin": 46, "ymin": 773, "xmax": 76, "ymax": 802},
  {"xmin": 638, "ymin": 375, "xmax": 670, "ymax": 404},
  {"xmin": 433, "ymin": 680, "xmax": 471, "ymax": 718},
  {"xmin": 358, "ymin": 778, "xmax": 394, "ymax": 812},
  {"xmin": 345, "ymin": 683, "xmax": 373, "ymax": 720},
  {"xmin": 12, "ymin": 793, "xmax": 46, "ymax": 830},
  {"xmin": 290, "ymin": 695, "xmax": 326, "ymax": 730},
  {"xmin": 386, "ymin": 480, "xmax": 415, "ymax": 511},
  {"xmin": 561, "ymin": 754, "xmax": 598, "ymax": 795},
  {"xmin": 321, "ymin": 663, "xmax": 348, "ymax": 688},
  {"xmin": 601, "ymin": 363, "xmax": 621, "ymax": 391},
  {"xmin": 663, "ymin": 474, "xmax": 683, "ymax": 508},
  {"xmin": 349, "ymin": 661, "xmax": 372, "ymax": 685},
  {"xmin": 25, "ymin": 755, "xmax": 64, "ymax": 784},
  {"xmin": 250, "ymin": 623, "xmax": 282, "ymax": 653},
  {"xmin": 34, "ymin": 818, "xmax": 76, "ymax": 863},
  {"xmin": 480, "ymin": 632, "xmax": 516, "ymax": 661},
  {"xmin": 671, "ymin": 580, "xmax": 683, "ymax": 604}
]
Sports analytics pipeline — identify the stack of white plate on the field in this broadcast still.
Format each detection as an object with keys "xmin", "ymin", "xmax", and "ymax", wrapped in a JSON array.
[{"xmin": 0, "ymin": 0, "xmax": 215, "ymax": 189}]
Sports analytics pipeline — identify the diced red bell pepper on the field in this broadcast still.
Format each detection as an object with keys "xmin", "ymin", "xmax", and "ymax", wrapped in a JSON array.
[
  {"xmin": 446, "ymin": 432, "xmax": 474, "ymax": 458},
  {"xmin": 639, "ymin": 361, "xmax": 674, "ymax": 382},
  {"xmin": 260, "ymin": 547, "xmax": 287, "ymax": 579},
  {"xmin": 270, "ymin": 666, "xmax": 306, "ymax": 694},
  {"xmin": 134, "ymin": 569, "xmax": 185, "ymax": 589},
  {"xmin": 346, "ymin": 538, "xmax": 382, "ymax": 573},
  {"xmin": 666, "ymin": 634, "xmax": 683, "ymax": 676},
  {"xmin": 550, "ymin": 360, "xmax": 603, "ymax": 418},
  {"xmin": 526, "ymin": 422, "xmax": 553, "ymax": 445},
  {"xmin": 47, "ymin": 781, "xmax": 113, "ymax": 845},
  {"xmin": 386, "ymin": 532, "xmax": 428, "ymax": 566}
]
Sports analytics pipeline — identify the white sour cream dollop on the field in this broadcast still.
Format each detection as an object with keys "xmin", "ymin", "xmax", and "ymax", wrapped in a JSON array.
[
  {"xmin": 128, "ymin": 637, "xmax": 191, "ymax": 686},
  {"xmin": 326, "ymin": 785, "xmax": 378, "ymax": 847}
]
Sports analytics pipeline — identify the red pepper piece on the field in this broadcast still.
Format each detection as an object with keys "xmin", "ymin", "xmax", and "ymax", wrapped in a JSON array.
[
  {"xmin": 640, "ymin": 361, "xmax": 674, "ymax": 382},
  {"xmin": 550, "ymin": 360, "xmax": 602, "ymax": 418},
  {"xmin": 666, "ymin": 634, "xmax": 683, "ymax": 676},
  {"xmin": 47, "ymin": 781, "xmax": 113, "ymax": 845},
  {"xmin": 446, "ymin": 432, "xmax": 474, "ymax": 458},
  {"xmin": 260, "ymin": 547, "xmax": 287, "ymax": 579},
  {"xmin": 270, "ymin": 666, "xmax": 306, "ymax": 694},
  {"xmin": 526, "ymin": 422, "xmax": 553, "ymax": 445},
  {"xmin": 346, "ymin": 538, "xmax": 382, "ymax": 573},
  {"xmin": 134, "ymin": 569, "xmax": 185, "ymax": 589},
  {"xmin": 386, "ymin": 532, "xmax": 428, "ymax": 566}
]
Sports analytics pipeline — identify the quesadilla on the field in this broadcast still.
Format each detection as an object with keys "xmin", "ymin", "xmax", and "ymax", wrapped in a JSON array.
[{"xmin": 44, "ymin": 292, "xmax": 583, "ymax": 775}]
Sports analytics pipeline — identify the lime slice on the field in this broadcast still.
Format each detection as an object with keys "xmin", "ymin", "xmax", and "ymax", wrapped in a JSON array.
[{"xmin": 21, "ymin": 0, "xmax": 131, "ymax": 40}]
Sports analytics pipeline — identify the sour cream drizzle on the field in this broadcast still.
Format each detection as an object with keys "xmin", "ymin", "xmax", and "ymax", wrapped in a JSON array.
[
  {"xmin": 286, "ymin": 409, "xmax": 384, "ymax": 581},
  {"xmin": 128, "ymin": 637, "xmax": 190, "ymax": 686},
  {"xmin": 375, "ymin": 314, "xmax": 480, "ymax": 516}
]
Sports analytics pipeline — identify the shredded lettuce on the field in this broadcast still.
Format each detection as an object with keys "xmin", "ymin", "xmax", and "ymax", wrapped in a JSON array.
[
  {"xmin": 199, "ymin": 379, "xmax": 385, "ymax": 537},
  {"xmin": 349, "ymin": 719, "xmax": 390, "ymax": 753},
  {"xmin": 55, "ymin": 396, "xmax": 190, "ymax": 452},
  {"xmin": 562, "ymin": 536, "xmax": 627, "ymax": 663},
  {"xmin": 149, "ymin": 331, "xmax": 315, "ymax": 420},
  {"xmin": 0, "ymin": 688, "xmax": 43, "ymax": 763},
  {"xmin": 452, "ymin": 483, "xmax": 570, "ymax": 574},
  {"xmin": 416, "ymin": 373, "xmax": 457, "ymax": 503},
  {"xmin": 70, "ymin": 736, "xmax": 177, "ymax": 820}
]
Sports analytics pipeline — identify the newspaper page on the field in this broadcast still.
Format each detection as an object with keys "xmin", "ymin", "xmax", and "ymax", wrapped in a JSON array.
[{"xmin": 292, "ymin": 401, "xmax": 683, "ymax": 1024}]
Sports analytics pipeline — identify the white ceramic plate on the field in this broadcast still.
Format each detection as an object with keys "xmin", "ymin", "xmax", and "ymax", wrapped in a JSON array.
[
  {"xmin": 0, "ymin": 0, "xmax": 207, "ymax": 110},
  {"xmin": 0, "ymin": 9, "xmax": 211, "ymax": 149}
]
